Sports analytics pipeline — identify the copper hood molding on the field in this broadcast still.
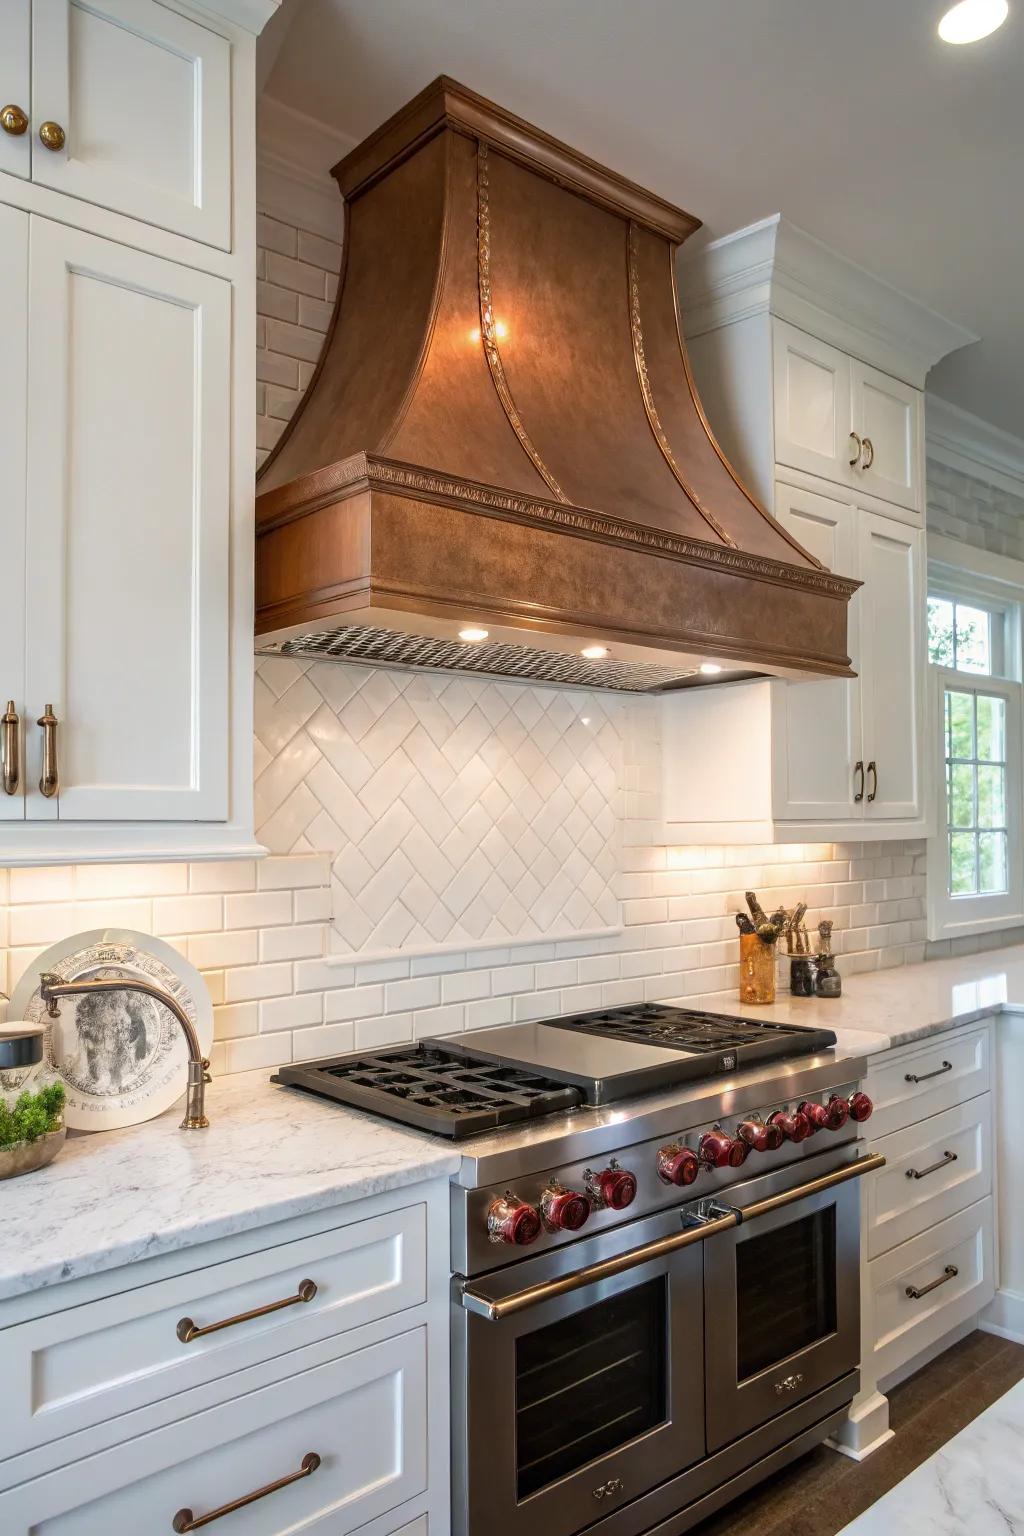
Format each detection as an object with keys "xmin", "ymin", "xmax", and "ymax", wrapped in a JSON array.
[{"xmin": 255, "ymin": 77, "xmax": 857, "ymax": 692}]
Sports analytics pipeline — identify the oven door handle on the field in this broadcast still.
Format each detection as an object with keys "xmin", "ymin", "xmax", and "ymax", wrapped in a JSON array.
[{"xmin": 459, "ymin": 1153, "xmax": 886, "ymax": 1321}]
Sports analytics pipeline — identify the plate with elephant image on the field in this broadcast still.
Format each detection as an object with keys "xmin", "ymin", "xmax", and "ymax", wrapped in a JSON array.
[{"xmin": 11, "ymin": 930, "xmax": 213, "ymax": 1132}]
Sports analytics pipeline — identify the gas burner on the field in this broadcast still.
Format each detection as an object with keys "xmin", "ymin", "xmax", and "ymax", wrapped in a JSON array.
[{"xmin": 546, "ymin": 1003, "xmax": 831, "ymax": 1056}]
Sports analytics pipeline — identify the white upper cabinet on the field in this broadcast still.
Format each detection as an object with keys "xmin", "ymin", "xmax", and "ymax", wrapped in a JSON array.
[
  {"xmin": 0, "ymin": 4, "xmax": 31, "ymax": 179},
  {"xmin": 0, "ymin": 204, "xmax": 28, "ymax": 824},
  {"xmin": 857, "ymin": 512, "xmax": 923, "ymax": 820},
  {"xmin": 851, "ymin": 359, "xmax": 922, "ymax": 512},
  {"xmin": 24, "ymin": 219, "xmax": 231, "ymax": 823},
  {"xmin": 773, "ymin": 322, "xmax": 854, "ymax": 488},
  {"xmin": 31, "ymin": 0, "xmax": 232, "ymax": 248}
]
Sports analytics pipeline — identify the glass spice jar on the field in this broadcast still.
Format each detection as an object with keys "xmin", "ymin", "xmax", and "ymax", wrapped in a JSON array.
[
  {"xmin": 739, "ymin": 932, "xmax": 777, "ymax": 1005},
  {"xmin": 789, "ymin": 955, "xmax": 817, "ymax": 997}
]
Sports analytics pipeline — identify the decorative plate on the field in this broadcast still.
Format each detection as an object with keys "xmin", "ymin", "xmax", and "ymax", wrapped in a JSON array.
[{"xmin": 11, "ymin": 930, "xmax": 213, "ymax": 1133}]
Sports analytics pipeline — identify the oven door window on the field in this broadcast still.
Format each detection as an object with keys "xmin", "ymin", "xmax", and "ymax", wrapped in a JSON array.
[
  {"xmin": 514, "ymin": 1276, "xmax": 667, "ymax": 1499},
  {"xmin": 736, "ymin": 1206, "xmax": 837, "ymax": 1380}
]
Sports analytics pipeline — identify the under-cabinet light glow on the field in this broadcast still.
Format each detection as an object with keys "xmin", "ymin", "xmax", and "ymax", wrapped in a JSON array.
[{"xmin": 938, "ymin": 0, "xmax": 1008, "ymax": 43}]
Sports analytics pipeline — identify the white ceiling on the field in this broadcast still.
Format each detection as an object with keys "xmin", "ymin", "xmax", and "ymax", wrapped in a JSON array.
[{"xmin": 263, "ymin": 0, "xmax": 1023, "ymax": 437}]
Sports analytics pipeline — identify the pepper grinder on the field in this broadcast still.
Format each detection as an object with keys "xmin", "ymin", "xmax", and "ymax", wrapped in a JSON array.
[{"xmin": 814, "ymin": 919, "xmax": 842, "ymax": 998}]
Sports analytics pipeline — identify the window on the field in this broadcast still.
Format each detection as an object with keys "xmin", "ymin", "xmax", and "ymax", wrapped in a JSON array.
[{"xmin": 927, "ymin": 562, "xmax": 1024, "ymax": 940}]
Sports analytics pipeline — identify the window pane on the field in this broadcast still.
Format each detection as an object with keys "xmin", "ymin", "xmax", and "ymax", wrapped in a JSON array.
[
  {"xmin": 976, "ymin": 695, "xmax": 1006, "ymax": 763},
  {"xmin": 979, "ymin": 831, "xmax": 1008, "ymax": 895},
  {"xmin": 949, "ymin": 764, "xmax": 975, "ymax": 828},
  {"xmin": 948, "ymin": 692, "xmax": 975, "ymax": 759},
  {"xmin": 977, "ymin": 765, "xmax": 1006, "ymax": 829},
  {"xmin": 950, "ymin": 832, "xmax": 978, "ymax": 895},
  {"xmin": 954, "ymin": 604, "xmax": 992, "ymax": 674},
  {"xmin": 928, "ymin": 596, "xmax": 956, "ymax": 666}
]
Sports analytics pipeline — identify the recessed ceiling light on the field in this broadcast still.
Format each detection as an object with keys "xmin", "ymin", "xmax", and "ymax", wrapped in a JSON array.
[
  {"xmin": 458, "ymin": 626, "xmax": 489, "ymax": 642},
  {"xmin": 938, "ymin": 0, "xmax": 1008, "ymax": 43},
  {"xmin": 581, "ymin": 645, "xmax": 609, "ymax": 659},
  {"xmin": 699, "ymin": 662, "xmax": 723, "ymax": 676}
]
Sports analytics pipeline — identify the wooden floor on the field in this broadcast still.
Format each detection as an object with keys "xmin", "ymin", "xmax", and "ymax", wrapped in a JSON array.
[{"xmin": 694, "ymin": 1330, "xmax": 1024, "ymax": 1536}]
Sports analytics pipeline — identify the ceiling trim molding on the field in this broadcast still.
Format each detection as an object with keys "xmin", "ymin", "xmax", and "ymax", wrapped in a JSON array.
[
  {"xmin": 926, "ymin": 394, "xmax": 1024, "ymax": 500},
  {"xmin": 190, "ymin": 0, "xmax": 280, "ymax": 33},
  {"xmin": 680, "ymin": 214, "xmax": 978, "ymax": 388},
  {"xmin": 257, "ymin": 95, "xmax": 354, "ymax": 240}
]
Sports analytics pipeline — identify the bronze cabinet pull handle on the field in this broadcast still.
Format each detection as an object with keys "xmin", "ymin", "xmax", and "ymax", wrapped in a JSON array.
[
  {"xmin": 849, "ymin": 431, "xmax": 863, "ymax": 467},
  {"xmin": 853, "ymin": 760, "xmax": 865, "ymax": 803},
  {"xmin": 862, "ymin": 436, "xmax": 875, "ymax": 469},
  {"xmin": 905, "ymin": 1060, "xmax": 952, "ymax": 1085},
  {"xmin": 906, "ymin": 1264, "xmax": 958, "ymax": 1301},
  {"xmin": 37, "ymin": 705, "xmax": 58, "ymax": 798},
  {"xmin": 176, "ymin": 1278, "xmax": 317, "ymax": 1343},
  {"xmin": 866, "ymin": 761, "xmax": 877, "ymax": 802},
  {"xmin": 172, "ymin": 1452, "xmax": 321, "ymax": 1531},
  {"xmin": 2, "ymin": 701, "xmax": 19, "ymax": 795},
  {"xmin": 906, "ymin": 1150, "xmax": 957, "ymax": 1181}
]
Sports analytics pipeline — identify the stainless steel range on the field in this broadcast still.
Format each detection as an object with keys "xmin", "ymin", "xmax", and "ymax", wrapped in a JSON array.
[{"xmin": 274, "ymin": 1004, "xmax": 883, "ymax": 1536}]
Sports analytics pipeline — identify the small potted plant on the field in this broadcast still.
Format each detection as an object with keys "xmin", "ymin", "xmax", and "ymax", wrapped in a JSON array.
[{"xmin": 0, "ymin": 1081, "xmax": 67, "ymax": 1180}]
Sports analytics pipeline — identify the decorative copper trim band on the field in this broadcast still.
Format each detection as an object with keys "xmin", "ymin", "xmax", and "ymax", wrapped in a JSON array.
[
  {"xmin": 476, "ymin": 143, "xmax": 568, "ymax": 503},
  {"xmin": 257, "ymin": 452, "xmax": 859, "ymax": 602},
  {"xmin": 627, "ymin": 223, "xmax": 736, "ymax": 549}
]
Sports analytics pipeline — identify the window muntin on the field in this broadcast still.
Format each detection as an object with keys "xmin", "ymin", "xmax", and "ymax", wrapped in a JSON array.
[
  {"xmin": 928, "ymin": 594, "xmax": 1002, "ymax": 675},
  {"xmin": 944, "ymin": 687, "xmax": 1008, "ymax": 897}
]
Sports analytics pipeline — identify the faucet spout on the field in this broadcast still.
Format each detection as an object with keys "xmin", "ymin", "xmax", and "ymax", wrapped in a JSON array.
[{"xmin": 38, "ymin": 971, "xmax": 211, "ymax": 1129}]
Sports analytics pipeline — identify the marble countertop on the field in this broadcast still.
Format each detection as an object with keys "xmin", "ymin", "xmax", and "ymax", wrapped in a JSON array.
[
  {"xmin": 836, "ymin": 1376, "xmax": 1024, "ymax": 1533},
  {"xmin": 0, "ymin": 1070, "xmax": 459, "ymax": 1303},
  {"xmin": 700, "ymin": 941, "xmax": 1024, "ymax": 1054}
]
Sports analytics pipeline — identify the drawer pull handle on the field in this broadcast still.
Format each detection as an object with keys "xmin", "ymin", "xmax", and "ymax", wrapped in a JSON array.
[
  {"xmin": 904, "ymin": 1060, "xmax": 952, "ymax": 1085},
  {"xmin": 176, "ymin": 1278, "xmax": 317, "ymax": 1343},
  {"xmin": 906, "ymin": 1264, "xmax": 958, "ymax": 1301},
  {"xmin": 906, "ymin": 1150, "xmax": 958, "ymax": 1181},
  {"xmin": 172, "ymin": 1452, "xmax": 320, "ymax": 1531}
]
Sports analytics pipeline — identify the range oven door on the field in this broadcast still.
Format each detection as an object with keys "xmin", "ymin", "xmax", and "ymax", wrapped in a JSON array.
[
  {"xmin": 454, "ymin": 1214, "xmax": 705, "ymax": 1536},
  {"xmin": 704, "ymin": 1155, "xmax": 862, "ymax": 1451}
]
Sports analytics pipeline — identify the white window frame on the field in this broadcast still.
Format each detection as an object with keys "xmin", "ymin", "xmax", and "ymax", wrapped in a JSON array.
[{"xmin": 927, "ymin": 535, "xmax": 1024, "ymax": 940}]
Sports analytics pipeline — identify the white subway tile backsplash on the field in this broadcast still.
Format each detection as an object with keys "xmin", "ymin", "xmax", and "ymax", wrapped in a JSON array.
[
  {"xmin": 223, "ymin": 963, "xmax": 293, "ymax": 1004},
  {"xmin": 152, "ymin": 895, "xmax": 223, "ymax": 937},
  {"xmin": 225, "ymin": 891, "xmax": 293, "ymax": 930},
  {"xmin": 325, "ymin": 984, "xmax": 385, "ymax": 1021}
]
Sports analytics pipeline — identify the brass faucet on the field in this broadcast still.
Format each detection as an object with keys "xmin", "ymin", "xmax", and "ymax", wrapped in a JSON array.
[{"xmin": 38, "ymin": 971, "xmax": 211, "ymax": 1129}]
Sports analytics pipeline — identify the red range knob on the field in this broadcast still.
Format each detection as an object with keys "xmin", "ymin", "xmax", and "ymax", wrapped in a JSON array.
[
  {"xmin": 848, "ymin": 1091, "xmax": 874, "ymax": 1123},
  {"xmin": 798, "ymin": 1100, "xmax": 830, "ymax": 1134},
  {"xmin": 590, "ymin": 1165, "xmax": 638, "ymax": 1209},
  {"xmin": 487, "ymin": 1195, "xmax": 542, "ymax": 1246},
  {"xmin": 699, "ymin": 1128, "xmax": 749, "ymax": 1168},
  {"xmin": 657, "ymin": 1144, "xmax": 701, "ymax": 1187},
  {"xmin": 824, "ymin": 1094, "xmax": 850, "ymax": 1131},
  {"xmin": 767, "ymin": 1108, "xmax": 812, "ymax": 1143},
  {"xmin": 540, "ymin": 1186, "xmax": 591, "ymax": 1232},
  {"xmin": 737, "ymin": 1117, "xmax": 784, "ymax": 1154}
]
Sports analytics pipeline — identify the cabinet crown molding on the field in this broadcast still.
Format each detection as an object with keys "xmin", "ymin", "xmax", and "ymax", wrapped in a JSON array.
[
  {"xmin": 187, "ymin": 0, "xmax": 280, "ymax": 32},
  {"xmin": 680, "ymin": 214, "xmax": 977, "ymax": 390},
  {"xmin": 926, "ymin": 393, "xmax": 1024, "ymax": 500}
]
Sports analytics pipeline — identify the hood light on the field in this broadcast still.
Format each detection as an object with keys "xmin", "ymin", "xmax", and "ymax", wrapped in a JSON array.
[
  {"xmin": 581, "ymin": 645, "xmax": 609, "ymax": 659},
  {"xmin": 699, "ymin": 662, "xmax": 723, "ymax": 676},
  {"xmin": 458, "ymin": 626, "xmax": 489, "ymax": 642},
  {"xmin": 938, "ymin": 0, "xmax": 1008, "ymax": 42}
]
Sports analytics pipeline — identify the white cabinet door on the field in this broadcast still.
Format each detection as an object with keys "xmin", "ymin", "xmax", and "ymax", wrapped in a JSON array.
[
  {"xmin": 771, "ymin": 482, "xmax": 862, "ymax": 822},
  {"xmin": 25, "ymin": 218, "xmax": 230, "ymax": 822},
  {"xmin": 857, "ymin": 512, "xmax": 923, "ymax": 821},
  {"xmin": 0, "ymin": 204, "xmax": 28, "ymax": 823},
  {"xmin": 0, "ymin": 1, "xmax": 31, "ymax": 180},
  {"xmin": 772, "ymin": 319, "xmax": 854, "ymax": 488},
  {"xmin": 852, "ymin": 359, "xmax": 922, "ymax": 513},
  {"xmin": 31, "ymin": 0, "xmax": 231, "ymax": 248}
]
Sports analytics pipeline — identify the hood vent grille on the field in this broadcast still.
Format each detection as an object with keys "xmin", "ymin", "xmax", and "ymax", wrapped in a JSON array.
[{"xmin": 262, "ymin": 625, "xmax": 701, "ymax": 692}]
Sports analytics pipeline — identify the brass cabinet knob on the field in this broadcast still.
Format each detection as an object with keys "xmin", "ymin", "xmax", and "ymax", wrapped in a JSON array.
[
  {"xmin": 38, "ymin": 121, "xmax": 65, "ymax": 152},
  {"xmin": 0, "ymin": 104, "xmax": 29, "ymax": 136}
]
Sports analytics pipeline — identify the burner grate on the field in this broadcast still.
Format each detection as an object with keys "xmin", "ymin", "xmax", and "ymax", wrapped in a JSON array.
[{"xmin": 546, "ymin": 1003, "xmax": 833, "ymax": 1056}]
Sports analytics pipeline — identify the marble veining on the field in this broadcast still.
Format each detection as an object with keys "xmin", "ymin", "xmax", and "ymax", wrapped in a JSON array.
[
  {"xmin": 0, "ymin": 1070, "xmax": 458, "ymax": 1302},
  {"xmin": 837, "ymin": 1376, "xmax": 1024, "ymax": 1534}
]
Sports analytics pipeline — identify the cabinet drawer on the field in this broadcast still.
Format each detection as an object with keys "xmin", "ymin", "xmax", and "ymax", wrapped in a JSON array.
[
  {"xmin": 863, "ymin": 1026, "xmax": 990, "ymax": 1137},
  {"xmin": 869, "ymin": 1197, "xmax": 994, "ymax": 1383},
  {"xmin": 3, "ymin": 1203, "xmax": 426, "ymax": 1463},
  {"xmin": 0, "ymin": 1328, "xmax": 426, "ymax": 1535},
  {"xmin": 867, "ymin": 1095, "xmax": 992, "ymax": 1258}
]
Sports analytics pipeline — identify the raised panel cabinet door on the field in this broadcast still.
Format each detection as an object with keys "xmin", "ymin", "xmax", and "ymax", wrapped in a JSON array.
[
  {"xmin": 25, "ymin": 217, "xmax": 230, "ymax": 822},
  {"xmin": 31, "ymin": 0, "xmax": 231, "ymax": 248},
  {"xmin": 772, "ymin": 319, "xmax": 854, "ymax": 489},
  {"xmin": 857, "ymin": 512, "xmax": 924, "ymax": 821},
  {"xmin": 851, "ymin": 360, "xmax": 922, "ymax": 513},
  {"xmin": 770, "ymin": 482, "xmax": 862, "ymax": 822},
  {"xmin": 0, "ymin": 204, "xmax": 28, "ymax": 822},
  {"xmin": 0, "ymin": 1, "xmax": 31, "ymax": 179}
]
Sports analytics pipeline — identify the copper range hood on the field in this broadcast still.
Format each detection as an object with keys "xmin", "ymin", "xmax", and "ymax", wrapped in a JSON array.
[{"xmin": 255, "ymin": 78, "xmax": 857, "ymax": 692}]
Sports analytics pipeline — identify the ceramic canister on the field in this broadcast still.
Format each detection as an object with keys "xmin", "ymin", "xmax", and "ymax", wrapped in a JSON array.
[{"xmin": 0, "ymin": 1023, "xmax": 46, "ymax": 1106}]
